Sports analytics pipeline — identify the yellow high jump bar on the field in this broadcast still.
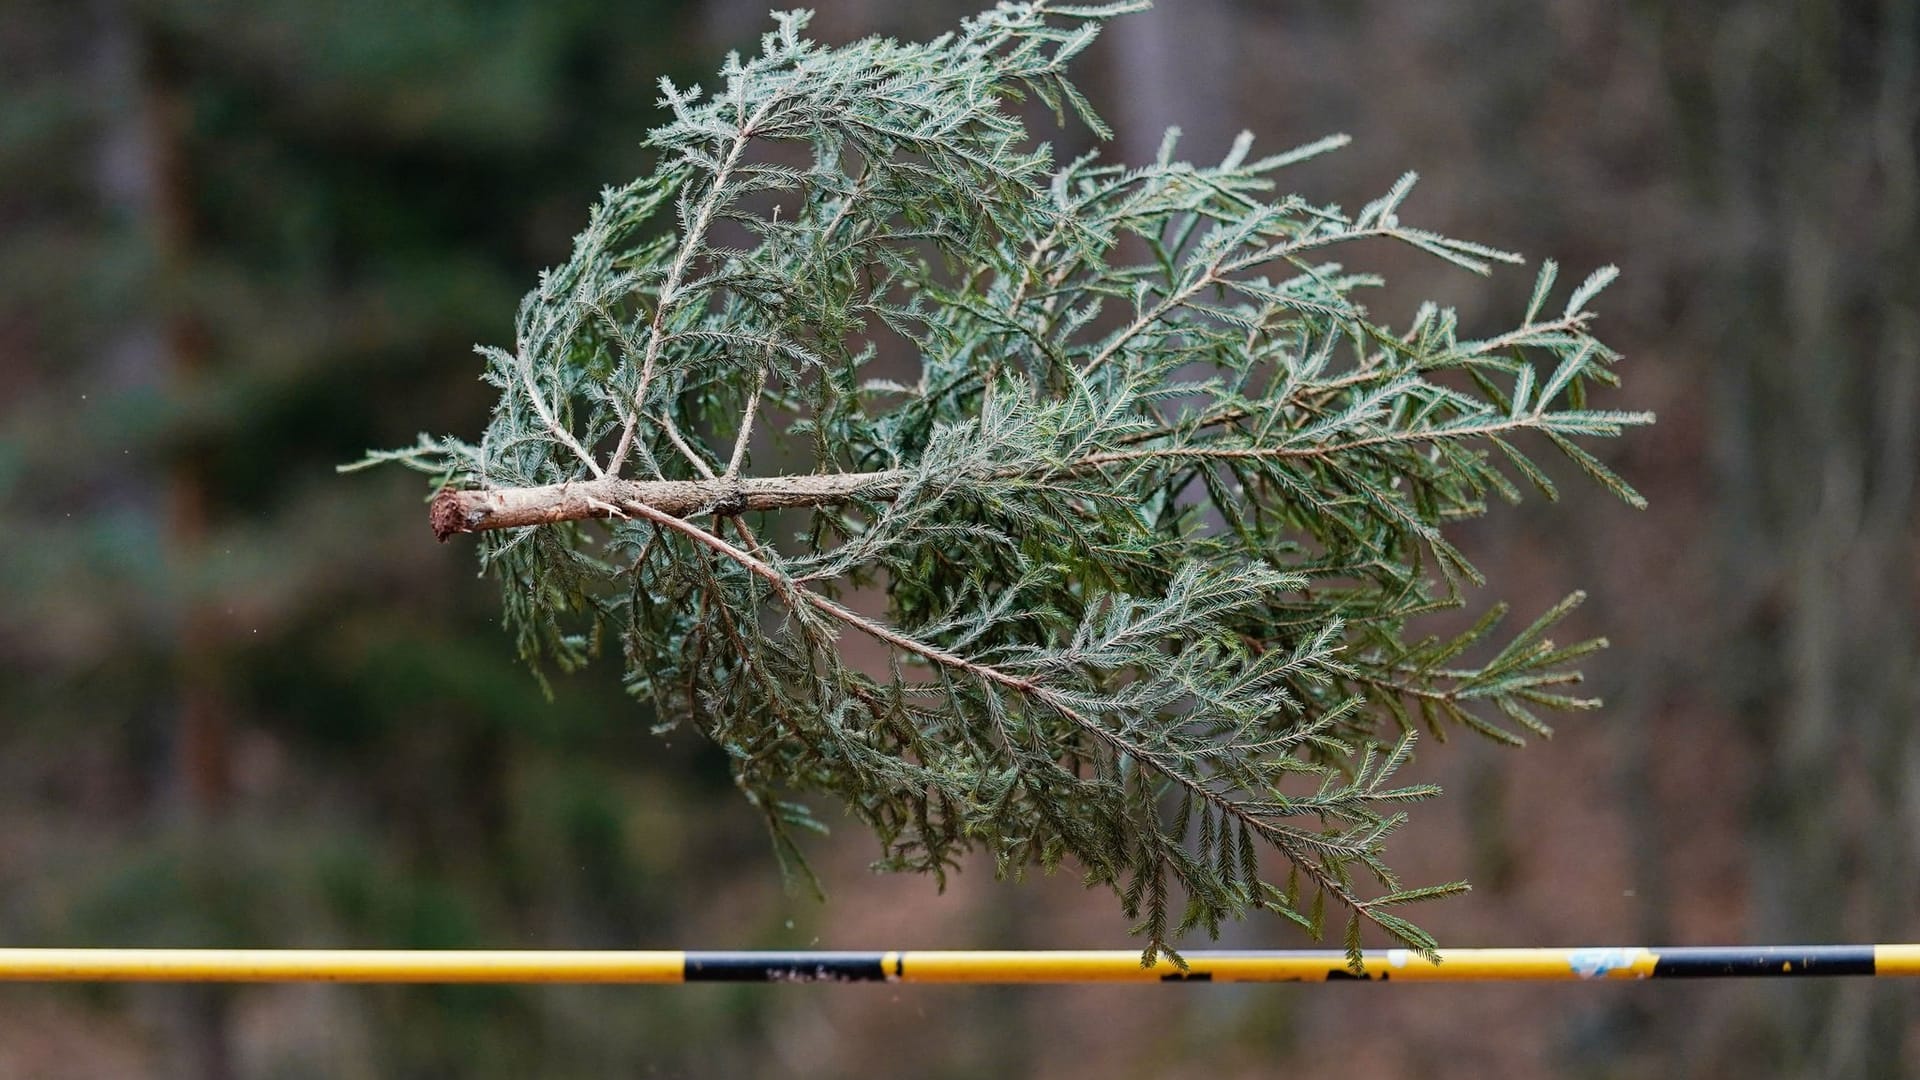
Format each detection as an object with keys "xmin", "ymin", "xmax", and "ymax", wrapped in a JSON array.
[{"xmin": 0, "ymin": 946, "xmax": 1915, "ymax": 984}]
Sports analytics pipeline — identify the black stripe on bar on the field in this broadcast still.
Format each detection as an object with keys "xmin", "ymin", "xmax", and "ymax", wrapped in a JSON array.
[
  {"xmin": 1649, "ymin": 947, "xmax": 1876, "ymax": 978},
  {"xmin": 684, "ymin": 952, "xmax": 891, "ymax": 983}
]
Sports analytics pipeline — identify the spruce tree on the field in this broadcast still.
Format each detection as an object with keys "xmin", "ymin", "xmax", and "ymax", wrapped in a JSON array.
[{"xmin": 358, "ymin": 2, "xmax": 1650, "ymax": 965}]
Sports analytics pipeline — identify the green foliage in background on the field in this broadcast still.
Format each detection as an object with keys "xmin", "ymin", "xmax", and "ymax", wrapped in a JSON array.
[
  {"xmin": 365, "ymin": 2, "xmax": 1650, "ymax": 965},
  {"xmin": 1, "ymin": 0, "xmax": 734, "ymax": 1073}
]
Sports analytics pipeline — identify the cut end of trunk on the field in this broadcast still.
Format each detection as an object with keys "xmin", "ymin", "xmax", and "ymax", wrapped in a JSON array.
[{"xmin": 430, "ymin": 487, "xmax": 481, "ymax": 542}]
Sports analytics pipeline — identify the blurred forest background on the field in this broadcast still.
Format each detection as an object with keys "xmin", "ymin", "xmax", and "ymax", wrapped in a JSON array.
[{"xmin": 2, "ymin": 0, "xmax": 1915, "ymax": 1076}]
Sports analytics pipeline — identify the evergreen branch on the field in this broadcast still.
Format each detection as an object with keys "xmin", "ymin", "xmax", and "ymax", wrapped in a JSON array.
[{"xmin": 366, "ymin": 3, "xmax": 1651, "ymax": 965}]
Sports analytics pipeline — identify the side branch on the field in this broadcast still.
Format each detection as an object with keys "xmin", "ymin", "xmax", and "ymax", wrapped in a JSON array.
[{"xmin": 429, "ymin": 470, "xmax": 909, "ymax": 541}]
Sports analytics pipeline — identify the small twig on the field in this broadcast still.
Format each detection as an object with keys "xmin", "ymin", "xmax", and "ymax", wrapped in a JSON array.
[
  {"xmin": 656, "ymin": 412, "xmax": 718, "ymax": 479},
  {"xmin": 726, "ymin": 366, "xmax": 768, "ymax": 478},
  {"xmin": 517, "ymin": 353, "xmax": 604, "ymax": 479},
  {"xmin": 606, "ymin": 103, "xmax": 771, "ymax": 477}
]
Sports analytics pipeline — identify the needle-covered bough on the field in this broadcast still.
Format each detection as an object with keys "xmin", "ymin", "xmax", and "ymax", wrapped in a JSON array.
[{"xmin": 352, "ymin": 2, "xmax": 1650, "ymax": 968}]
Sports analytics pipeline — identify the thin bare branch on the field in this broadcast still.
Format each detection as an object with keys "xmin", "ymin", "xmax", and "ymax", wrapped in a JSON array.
[{"xmin": 430, "ymin": 469, "xmax": 908, "ymax": 540}]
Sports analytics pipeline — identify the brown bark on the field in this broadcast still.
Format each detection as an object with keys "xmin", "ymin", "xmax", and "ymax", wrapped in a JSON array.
[
  {"xmin": 138, "ymin": 18, "xmax": 237, "ymax": 1080},
  {"xmin": 429, "ymin": 469, "xmax": 912, "ymax": 540},
  {"xmin": 146, "ymin": 18, "xmax": 231, "ymax": 818}
]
